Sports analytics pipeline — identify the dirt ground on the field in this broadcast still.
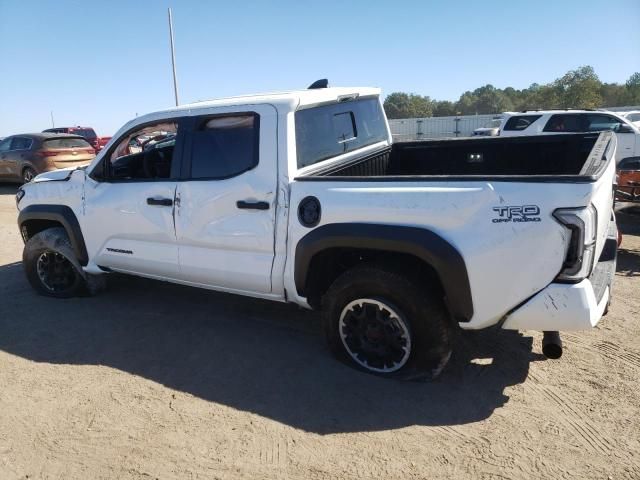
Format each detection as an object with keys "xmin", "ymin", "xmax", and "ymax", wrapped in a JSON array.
[{"xmin": 0, "ymin": 184, "xmax": 639, "ymax": 480}]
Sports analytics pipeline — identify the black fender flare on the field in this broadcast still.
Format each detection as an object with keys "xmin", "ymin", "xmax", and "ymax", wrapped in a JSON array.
[
  {"xmin": 18, "ymin": 204, "xmax": 88, "ymax": 266},
  {"xmin": 294, "ymin": 223, "xmax": 473, "ymax": 322}
]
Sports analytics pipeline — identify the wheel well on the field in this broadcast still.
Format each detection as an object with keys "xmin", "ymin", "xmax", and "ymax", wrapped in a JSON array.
[
  {"xmin": 304, "ymin": 248, "xmax": 444, "ymax": 309},
  {"xmin": 20, "ymin": 219, "xmax": 64, "ymax": 242}
]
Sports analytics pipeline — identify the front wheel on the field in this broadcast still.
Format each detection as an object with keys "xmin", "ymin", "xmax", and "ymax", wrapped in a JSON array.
[
  {"xmin": 322, "ymin": 265, "xmax": 453, "ymax": 380},
  {"xmin": 23, "ymin": 227, "xmax": 86, "ymax": 298}
]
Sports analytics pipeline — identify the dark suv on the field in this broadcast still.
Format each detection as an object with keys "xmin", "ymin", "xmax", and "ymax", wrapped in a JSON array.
[
  {"xmin": 0, "ymin": 133, "xmax": 95, "ymax": 183},
  {"xmin": 43, "ymin": 126, "xmax": 99, "ymax": 152}
]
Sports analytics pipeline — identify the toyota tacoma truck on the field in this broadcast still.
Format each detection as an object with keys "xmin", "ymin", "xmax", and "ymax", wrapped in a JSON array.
[{"xmin": 15, "ymin": 82, "xmax": 618, "ymax": 380}]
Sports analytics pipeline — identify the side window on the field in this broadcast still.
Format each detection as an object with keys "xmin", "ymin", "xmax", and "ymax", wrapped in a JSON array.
[
  {"xmin": 503, "ymin": 115, "xmax": 541, "ymax": 131},
  {"xmin": 107, "ymin": 121, "xmax": 179, "ymax": 180},
  {"xmin": 10, "ymin": 137, "xmax": 32, "ymax": 150},
  {"xmin": 0, "ymin": 138, "xmax": 11, "ymax": 152},
  {"xmin": 295, "ymin": 98, "xmax": 388, "ymax": 169},
  {"xmin": 188, "ymin": 114, "xmax": 259, "ymax": 179},
  {"xmin": 584, "ymin": 114, "xmax": 622, "ymax": 132},
  {"xmin": 543, "ymin": 114, "xmax": 583, "ymax": 132}
]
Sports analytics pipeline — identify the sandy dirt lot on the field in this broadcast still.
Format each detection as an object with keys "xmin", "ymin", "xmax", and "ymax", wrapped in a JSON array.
[{"xmin": 0, "ymin": 184, "xmax": 639, "ymax": 480}]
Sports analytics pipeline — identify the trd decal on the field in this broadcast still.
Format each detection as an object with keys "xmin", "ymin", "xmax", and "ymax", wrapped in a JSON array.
[
  {"xmin": 492, "ymin": 205, "xmax": 541, "ymax": 223},
  {"xmin": 106, "ymin": 247, "xmax": 134, "ymax": 255}
]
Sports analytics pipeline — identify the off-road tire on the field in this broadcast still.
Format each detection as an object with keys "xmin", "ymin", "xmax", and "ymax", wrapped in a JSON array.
[
  {"xmin": 23, "ymin": 227, "xmax": 86, "ymax": 298},
  {"xmin": 322, "ymin": 265, "xmax": 453, "ymax": 380}
]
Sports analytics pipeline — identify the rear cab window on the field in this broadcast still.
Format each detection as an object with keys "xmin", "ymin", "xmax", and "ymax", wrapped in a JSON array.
[
  {"xmin": 503, "ymin": 115, "xmax": 542, "ymax": 131},
  {"xmin": 295, "ymin": 97, "xmax": 388, "ymax": 169}
]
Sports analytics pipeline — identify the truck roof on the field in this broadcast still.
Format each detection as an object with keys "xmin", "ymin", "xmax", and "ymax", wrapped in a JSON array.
[{"xmin": 156, "ymin": 86, "xmax": 382, "ymax": 115}]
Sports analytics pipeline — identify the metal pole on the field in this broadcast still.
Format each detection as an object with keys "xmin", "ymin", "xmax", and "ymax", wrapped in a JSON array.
[
  {"xmin": 168, "ymin": 8, "xmax": 179, "ymax": 106},
  {"xmin": 50, "ymin": 111, "xmax": 55, "ymax": 128}
]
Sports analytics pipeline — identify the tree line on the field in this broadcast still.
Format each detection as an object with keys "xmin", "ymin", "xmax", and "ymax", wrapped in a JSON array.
[{"xmin": 383, "ymin": 66, "xmax": 640, "ymax": 119}]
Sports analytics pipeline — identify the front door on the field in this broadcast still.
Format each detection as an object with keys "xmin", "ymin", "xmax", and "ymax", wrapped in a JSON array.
[
  {"xmin": 174, "ymin": 105, "xmax": 278, "ymax": 294},
  {"xmin": 82, "ymin": 118, "xmax": 186, "ymax": 279}
]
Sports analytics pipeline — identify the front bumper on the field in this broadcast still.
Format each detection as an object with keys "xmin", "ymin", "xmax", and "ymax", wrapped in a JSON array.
[{"xmin": 502, "ymin": 234, "xmax": 616, "ymax": 331}]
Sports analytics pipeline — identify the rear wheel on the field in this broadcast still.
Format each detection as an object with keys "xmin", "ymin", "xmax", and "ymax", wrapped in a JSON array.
[
  {"xmin": 322, "ymin": 265, "xmax": 453, "ymax": 380},
  {"xmin": 22, "ymin": 167, "xmax": 36, "ymax": 184}
]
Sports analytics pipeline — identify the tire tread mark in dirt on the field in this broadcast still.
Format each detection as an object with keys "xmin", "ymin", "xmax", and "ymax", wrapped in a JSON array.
[
  {"xmin": 528, "ymin": 372, "xmax": 611, "ymax": 455},
  {"xmin": 432, "ymin": 425, "xmax": 469, "ymax": 443},
  {"xmin": 563, "ymin": 334, "xmax": 640, "ymax": 368}
]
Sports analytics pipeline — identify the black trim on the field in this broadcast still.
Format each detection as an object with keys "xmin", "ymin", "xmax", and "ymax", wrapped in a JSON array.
[
  {"xmin": 295, "ymin": 132, "xmax": 614, "ymax": 184},
  {"xmin": 146, "ymin": 197, "xmax": 173, "ymax": 206},
  {"xmin": 18, "ymin": 204, "xmax": 89, "ymax": 266},
  {"xmin": 236, "ymin": 200, "xmax": 269, "ymax": 210},
  {"xmin": 298, "ymin": 196, "xmax": 321, "ymax": 227},
  {"xmin": 294, "ymin": 223, "xmax": 473, "ymax": 322}
]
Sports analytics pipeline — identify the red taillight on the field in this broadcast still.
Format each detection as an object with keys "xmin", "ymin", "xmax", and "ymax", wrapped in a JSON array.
[{"xmin": 36, "ymin": 150, "xmax": 58, "ymax": 157}]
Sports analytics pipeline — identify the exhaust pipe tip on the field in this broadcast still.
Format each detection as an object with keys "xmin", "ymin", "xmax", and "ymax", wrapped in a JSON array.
[{"xmin": 542, "ymin": 331, "xmax": 563, "ymax": 359}]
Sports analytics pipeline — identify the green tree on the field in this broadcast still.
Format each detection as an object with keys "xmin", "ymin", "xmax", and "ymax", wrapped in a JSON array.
[
  {"xmin": 600, "ymin": 82, "xmax": 627, "ymax": 107},
  {"xmin": 432, "ymin": 100, "xmax": 457, "ymax": 117},
  {"xmin": 471, "ymin": 85, "xmax": 514, "ymax": 114},
  {"xmin": 383, "ymin": 92, "xmax": 433, "ymax": 119},
  {"xmin": 384, "ymin": 66, "xmax": 634, "ymax": 118},
  {"xmin": 625, "ymin": 72, "xmax": 640, "ymax": 105},
  {"xmin": 553, "ymin": 65, "xmax": 602, "ymax": 109}
]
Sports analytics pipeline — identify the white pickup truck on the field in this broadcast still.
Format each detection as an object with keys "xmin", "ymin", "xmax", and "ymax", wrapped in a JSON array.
[{"xmin": 15, "ymin": 83, "xmax": 618, "ymax": 380}]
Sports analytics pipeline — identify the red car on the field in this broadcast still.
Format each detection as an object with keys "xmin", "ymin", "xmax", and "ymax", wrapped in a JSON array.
[
  {"xmin": 97, "ymin": 136, "xmax": 112, "ymax": 151},
  {"xmin": 616, "ymin": 157, "xmax": 640, "ymax": 203},
  {"xmin": 43, "ymin": 126, "xmax": 100, "ymax": 152}
]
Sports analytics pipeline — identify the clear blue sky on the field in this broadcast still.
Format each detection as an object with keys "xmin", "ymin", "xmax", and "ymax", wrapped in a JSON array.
[{"xmin": 1, "ymin": 0, "xmax": 639, "ymax": 136}]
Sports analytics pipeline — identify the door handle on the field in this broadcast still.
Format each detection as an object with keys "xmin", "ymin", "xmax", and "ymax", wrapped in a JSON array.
[
  {"xmin": 236, "ymin": 200, "xmax": 269, "ymax": 210},
  {"xmin": 147, "ymin": 197, "xmax": 173, "ymax": 206}
]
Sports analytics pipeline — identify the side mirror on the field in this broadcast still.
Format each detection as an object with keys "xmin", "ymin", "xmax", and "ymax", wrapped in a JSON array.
[{"xmin": 618, "ymin": 123, "xmax": 635, "ymax": 133}]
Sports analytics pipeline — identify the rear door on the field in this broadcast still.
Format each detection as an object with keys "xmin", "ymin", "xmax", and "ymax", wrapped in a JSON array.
[{"xmin": 174, "ymin": 104, "xmax": 278, "ymax": 294}]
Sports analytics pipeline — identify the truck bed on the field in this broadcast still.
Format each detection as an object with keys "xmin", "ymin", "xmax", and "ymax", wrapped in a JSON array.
[{"xmin": 298, "ymin": 132, "xmax": 613, "ymax": 182}]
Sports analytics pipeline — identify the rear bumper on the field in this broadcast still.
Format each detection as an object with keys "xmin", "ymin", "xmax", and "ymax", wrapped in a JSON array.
[{"xmin": 502, "ymin": 234, "xmax": 616, "ymax": 331}]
